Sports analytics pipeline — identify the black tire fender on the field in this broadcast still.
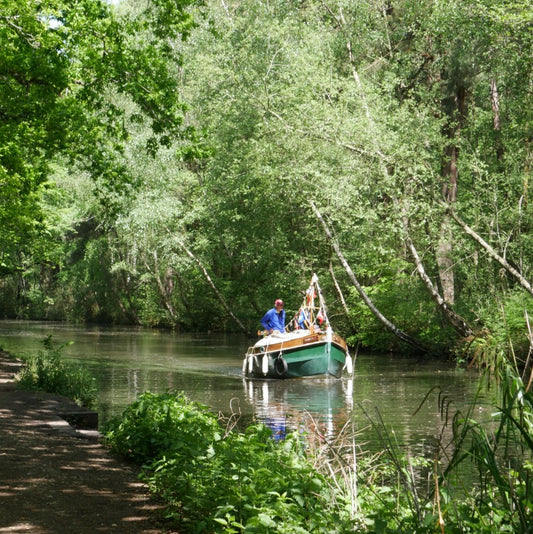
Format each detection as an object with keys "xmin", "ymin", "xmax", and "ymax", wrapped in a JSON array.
[{"xmin": 274, "ymin": 354, "xmax": 288, "ymax": 377}]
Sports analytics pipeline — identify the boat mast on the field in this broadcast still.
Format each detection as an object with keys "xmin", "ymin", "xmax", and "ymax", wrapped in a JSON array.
[{"xmin": 301, "ymin": 273, "xmax": 330, "ymax": 330}]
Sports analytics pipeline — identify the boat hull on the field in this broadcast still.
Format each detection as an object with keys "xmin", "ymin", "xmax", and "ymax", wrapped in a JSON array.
[{"xmin": 243, "ymin": 329, "xmax": 348, "ymax": 379}]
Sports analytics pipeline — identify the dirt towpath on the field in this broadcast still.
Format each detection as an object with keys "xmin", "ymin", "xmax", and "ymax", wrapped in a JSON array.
[{"xmin": 0, "ymin": 352, "xmax": 175, "ymax": 534}]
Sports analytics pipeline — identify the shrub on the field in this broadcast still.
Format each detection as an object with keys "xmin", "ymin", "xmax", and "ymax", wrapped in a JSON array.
[
  {"xmin": 150, "ymin": 424, "xmax": 348, "ymax": 533},
  {"xmin": 459, "ymin": 291, "xmax": 533, "ymax": 370},
  {"xmin": 104, "ymin": 391, "xmax": 351, "ymax": 533},
  {"xmin": 103, "ymin": 390, "xmax": 222, "ymax": 465},
  {"xmin": 16, "ymin": 335, "xmax": 96, "ymax": 408}
]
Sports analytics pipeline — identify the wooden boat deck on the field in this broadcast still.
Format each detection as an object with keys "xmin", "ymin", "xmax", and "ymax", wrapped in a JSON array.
[{"xmin": 247, "ymin": 328, "xmax": 347, "ymax": 356}]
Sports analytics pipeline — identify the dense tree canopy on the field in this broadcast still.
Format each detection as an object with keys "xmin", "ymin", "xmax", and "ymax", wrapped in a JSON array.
[
  {"xmin": 0, "ymin": 0, "xmax": 194, "ymax": 271},
  {"xmin": 1, "ymin": 0, "xmax": 532, "ymax": 358}
]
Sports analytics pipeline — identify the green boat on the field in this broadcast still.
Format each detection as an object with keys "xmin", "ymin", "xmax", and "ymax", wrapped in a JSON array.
[{"xmin": 243, "ymin": 274, "xmax": 353, "ymax": 379}]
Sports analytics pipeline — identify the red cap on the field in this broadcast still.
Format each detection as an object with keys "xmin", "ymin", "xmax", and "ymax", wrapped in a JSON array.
[{"xmin": 275, "ymin": 299, "xmax": 284, "ymax": 306}]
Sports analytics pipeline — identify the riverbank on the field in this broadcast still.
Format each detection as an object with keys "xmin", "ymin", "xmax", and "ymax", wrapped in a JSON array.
[{"xmin": 0, "ymin": 351, "xmax": 176, "ymax": 533}]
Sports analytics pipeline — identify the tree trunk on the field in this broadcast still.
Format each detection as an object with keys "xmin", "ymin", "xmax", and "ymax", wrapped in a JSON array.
[
  {"xmin": 490, "ymin": 78, "xmax": 504, "ymax": 160},
  {"xmin": 173, "ymin": 237, "xmax": 252, "ymax": 336},
  {"xmin": 438, "ymin": 86, "xmax": 463, "ymax": 305},
  {"xmin": 142, "ymin": 251, "xmax": 179, "ymax": 322},
  {"xmin": 436, "ymin": 215, "xmax": 455, "ymax": 304},
  {"xmin": 401, "ymin": 210, "xmax": 474, "ymax": 338},
  {"xmin": 448, "ymin": 207, "xmax": 533, "ymax": 297},
  {"xmin": 329, "ymin": 258, "xmax": 350, "ymax": 318},
  {"xmin": 311, "ymin": 202, "xmax": 427, "ymax": 353}
]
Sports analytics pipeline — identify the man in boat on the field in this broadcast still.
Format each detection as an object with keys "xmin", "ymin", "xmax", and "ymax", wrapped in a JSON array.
[{"xmin": 261, "ymin": 299, "xmax": 286, "ymax": 334}]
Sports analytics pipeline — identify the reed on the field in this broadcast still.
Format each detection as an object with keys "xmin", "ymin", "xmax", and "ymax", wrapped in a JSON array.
[
  {"xmin": 305, "ymin": 357, "xmax": 533, "ymax": 532},
  {"xmin": 442, "ymin": 362, "xmax": 533, "ymax": 532}
]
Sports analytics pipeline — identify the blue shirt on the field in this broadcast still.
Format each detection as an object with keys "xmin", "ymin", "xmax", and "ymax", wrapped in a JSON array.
[{"xmin": 261, "ymin": 308, "xmax": 286, "ymax": 332}]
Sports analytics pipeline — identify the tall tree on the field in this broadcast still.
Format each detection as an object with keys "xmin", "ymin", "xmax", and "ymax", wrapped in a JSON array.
[
  {"xmin": 5, "ymin": 0, "xmax": 532, "ymax": 353},
  {"xmin": 0, "ymin": 0, "xmax": 196, "ymax": 273}
]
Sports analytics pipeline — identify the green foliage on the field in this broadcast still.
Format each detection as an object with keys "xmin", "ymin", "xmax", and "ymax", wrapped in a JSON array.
[
  {"xmin": 440, "ymin": 364, "xmax": 533, "ymax": 533},
  {"xmin": 151, "ymin": 425, "xmax": 348, "ymax": 533},
  {"xmin": 347, "ymin": 275, "xmax": 457, "ymax": 354},
  {"xmin": 284, "ymin": 361, "xmax": 526, "ymax": 534},
  {"xmin": 103, "ymin": 391, "xmax": 220, "ymax": 465},
  {"xmin": 103, "ymin": 378, "xmax": 533, "ymax": 533},
  {"xmin": 459, "ymin": 291, "xmax": 533, "ymax": 370},
  {"xmin": 15, "ymin": 336, "xmax": 96, "ymax": 408},
  {"xmin": 0, "ymin": 0, "xmax": 196, "ymax": 275},
  {"xmin": 104, "ymin": 391, "xmax": 351, "ymax": 533},
  {"xmin": 2, "ymin": 0, "xmax": 533, "ymax": 362},
  {"xmin": 342, "ymin": 359, "xmax": 533, "ymax": 533}
]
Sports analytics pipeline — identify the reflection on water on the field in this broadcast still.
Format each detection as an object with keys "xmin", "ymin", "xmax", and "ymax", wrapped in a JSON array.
[
  {"xmin": 0, "ymin": 320, "xmax": 488, "ymax": 452},
  {"xmin": 243, "ymin": 378, "xmax": 354, "ymax": 440}
]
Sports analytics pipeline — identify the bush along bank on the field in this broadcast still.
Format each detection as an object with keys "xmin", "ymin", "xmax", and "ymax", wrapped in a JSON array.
[
  {"xmin": 15, "ymin": 336, "xmax": 97, "ymax": 409},
  {"xmin": 103, "ymin": 391, "xmax": 352, "ymax": 533}
]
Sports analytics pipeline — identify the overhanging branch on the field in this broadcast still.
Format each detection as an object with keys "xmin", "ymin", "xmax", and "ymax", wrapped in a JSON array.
[{"xmin": 311, "ymin": 201, "xmax": 428, "ymax": 353}]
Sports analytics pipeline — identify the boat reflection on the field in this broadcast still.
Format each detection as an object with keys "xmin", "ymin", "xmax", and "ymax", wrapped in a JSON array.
[{"xmin": 243, "ymin": 377, "xmax": 354, "ymax": 440}]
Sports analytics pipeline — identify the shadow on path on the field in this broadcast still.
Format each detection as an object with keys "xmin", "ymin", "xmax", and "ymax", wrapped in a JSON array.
[{"xmin": 0, "ymin": 353, "xmax": 175, "ymax": 534}]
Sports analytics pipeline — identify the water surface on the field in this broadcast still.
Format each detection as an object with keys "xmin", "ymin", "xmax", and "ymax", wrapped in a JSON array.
[{"xmin": 0, "ymin": 320, "xmax": 487, "ymax": 453}]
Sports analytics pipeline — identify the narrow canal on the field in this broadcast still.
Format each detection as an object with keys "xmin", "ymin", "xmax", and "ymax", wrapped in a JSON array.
[{"xmin": 0, "ymin": 320, "xmax": 489, "ymax": 455}]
